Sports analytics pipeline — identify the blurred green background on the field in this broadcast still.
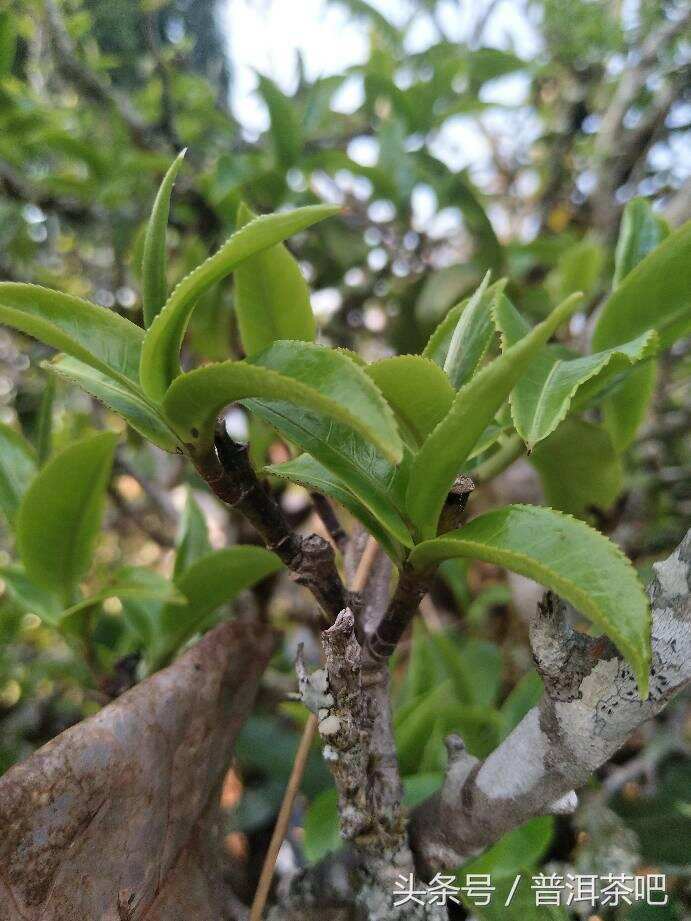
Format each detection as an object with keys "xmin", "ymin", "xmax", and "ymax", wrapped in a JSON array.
[{"xmin": 0, "ymin": 1, "xmax": 688, "ymax": 917}]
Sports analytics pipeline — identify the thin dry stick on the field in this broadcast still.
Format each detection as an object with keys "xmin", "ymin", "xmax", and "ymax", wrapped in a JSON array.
[{"xmin": 249, "ymin": 535, "xmax": 380, "ymax": 921}]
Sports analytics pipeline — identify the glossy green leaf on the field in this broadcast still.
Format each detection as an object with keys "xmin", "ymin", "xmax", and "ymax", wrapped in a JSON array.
[
  {"xmin": 0, "ymin": 11, "xmax": 17, "ymax": 76},
  {"xmin": 151, "ymin": 546, "xmax": 282, "ymax": 666},
  {"xmin": 46, "ymin": 355, "xmax": 179, "ymax": 453},
  {"xmin": 597, "ymin": 205, "xmax": 678, "ymax": 452},
  {"xmin": 0, "ymin": 565, "xmax": 61, "ymax": 626},
  {"xmin": 257, "ymin": 75, "xmax": 303, "ymax": 166},
  {"xmin": 593, "ymin": 219, "xmax": 691, "ymax": 352},
  {"xmin": 303, "ymin": 787, "xmax": 340, "ymax": 862},
  {"xmin": 499, "ymin": 670, "xmax": 543, "ymax": 738},
  {"xmin": 407, "ymin": 294, "xmax": 582, "ymax": 537},
  {"xmin": 422, "ymin": 298, "xmax": 466, "ymax": 367},
  {"xmin": 246, "ymin": 399, "xmax": 414, "ymax": 549},
  {"xmin": 410, "ymin": 504, "xmax": 651, "ymax": 695},
  {"xmin": 35, "ymin": 376, "xmax": 55, "ymax": 465},
  {"xmin": 614, "ymin": 198, "xmax": 669, "ymax": 288},
  {"xmin": 164, "ymin": 340, "xmax": 403, "ymax": 462},
  {"xmin": 234, "ymin": 202, "xmax": 316, "ymax": 356},
  {"xmin": 366, "ymin": 355, "xmax": 454, "ymax": 445},
  {"xmin": 266, "ymin": 453, "xmax": 405, "ymax": 562},
  {"xmin": 140, "ymin": 205, "xmax": 338, "ymax": 402},
  {"xmin": 60, "ymin": 567, "xmax": 185, "ymax": 639},
  {"xmin": 142, "ymin": 149, "xmax": 187, "ymax": 327},
  {"xmin": 396, "ymin": 684, "xmax": 503, "ymax": 769},
  {"xmin": 0, "ymin": 422, "xmax": 37, "ymax": 527},
  {"xmin": 602, "ymin": 361, "xmax": 658, "ymax": 452},
  {"xmin": 444, "ymin": 273, "xmax": 500, "ymax": 389},
  {"xmin": 0, "ymin": 283, "xmax": 144, "ymax": 387},
  {"xmin": 398, "ymin": 624, "xmax": 502, "ymax": 709},
  {"xmin": 173, "ymin": 491, "xmax": 211, "ymax": 578},
  {"xmin": 16, "ymin": 432, "xmax": 118, "ymax": 604},
  {"xmin": 495, "ymin": 296, "xmax": 658, "ymax": 449},
  {"xmin": 457, "ymin": 818, "xmax": 561, "ymax": 921},
  {"xmin": 547, "ymin": 237, "xmax": 604, "ymax": 302},
  {"xmin": 462, "ymin": 815, "xmax": 554, "ymax": 879},
  {"xmin": 530, "ymin": 417, "xmax": 623, "ymax": 517}
]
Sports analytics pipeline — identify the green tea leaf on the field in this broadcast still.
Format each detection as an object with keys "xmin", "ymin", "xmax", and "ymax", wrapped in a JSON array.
[
  {"xmin": 0, "ymin": 565, "xmax": 61, "ymax": 626},
  {"xmin": 0, "ymin": 422, "xmax": 37, "ymax": 527},
  {"xmin": 367, "ymin": 355, "xmax": 454, "ymax": 445},
  {"xmin": 597, "ymin": 205, "xmax": 681, "ymax": 452},
  {"xmin": 530, "ymin": 417, "xmax": 623, "ymax": 517},
  {"xmin": 151, "ymin": 547, "xmax": 282, "ymax": 666},
  {"xmin": 495, "ymin": 297, "xmax": 658, "ymax": 449},
  {"xmin": 173, "ymin": 491, "xmax": 211, "ymax": 578},
  {"xmin": 142, "ymin": 149, "xmax": 187, "ymax": 327},
  {"xmin": 164, "ymin": 341, "xmax": 403, "ymax": 462},
  {"xmin": 444, "ymin": 273, "xmax": 500, "ymax": 388},
  {"xmin": 246, "ymin": 399, "xmax": 414, "ymax": 549},
  {"xmin": 614, "ymin": 198, "xmax": 669, "ymax": 288},
  {"xmin": 0, "ymin": 11, "xmax": 17, "ymax": 76},
  {"xmin": 407, "ymin": 294, "xmax": 582, "ymax": 537},
  {"xmin": 60, "ymin": 568, "xmax": 185, "ymax": 639},
  {"xmin": 547, "ymin": 237, "xmax": 604, "ymax": 302},
  {"xmin": 398, "ymin": 624, "xmax": 503, "ymax": 709},
  {"xmin": 46, "ymin": 355, "xmax": 179, "ymax": 453},
  {"xmin": 0, "ymin": 283, "xmax": 144, "ymax": 387},
  {"xmin": 396, "ymin": 685, "xmax": 503, "ymax": 769},
  {"xmin": 234, "ymin": 202, "xmax": 316, "ymax": 356},
  {"xmin": 602, "ymin": 361, "xmax": 658, "ymax": 452},
  {"xmin": 303, "ymin": 787, "xmax": 340, "ymax": 862},
  {"xmin": 499, "ymin": 670, "xmax": 543, "ymax": 738},
  {"xmin": 257, "ymin": 75, "xmax": 303, "ymax": 166},
  {"xmin": 462, "ymin": 816, "xmax": 554, "ymax": 879},
  {"xmin": 593, "ymin": 219, "xmax": 691, "ymax": 352},
  {"xmin": 35, "ymin": 376, "xmax": 55, "ymax": 465},
  {"xmin": 422, "ymin": 299, "xmax": 466, "ymax": 367},
  {"xmin": 140, "ymin": 205, "xmax": 338, "ymax": 402},
  {"xmin": 409, "ymin": 504, "xmax": 651, "ymax": 695},
  {"xmin": 16, "ymin": 432, "xmax": 118, "ymax": 604},
  {"xmin": 266, "ymin": 453, "xmax": 405, "ymax": 562}
]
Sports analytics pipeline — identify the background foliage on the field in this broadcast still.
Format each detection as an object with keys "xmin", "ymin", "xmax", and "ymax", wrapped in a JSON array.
[{"xmin": 0, "ymin": 1, "xmax": 689, "ymax": 917}]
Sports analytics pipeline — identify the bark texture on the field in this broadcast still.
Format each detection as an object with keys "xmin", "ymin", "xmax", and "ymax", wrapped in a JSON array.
[
  {"xmin": 0, "ymin": 619, "xmax": 273, "ymax": 921},
  {"xmin": 284, "ymin": 609, "xmax": 445, "ymax": 921},
  {"xmin": 195, "ymin": 426, "xmax": 352, "ymax": 622},
  {"xmin": 410, "ymin": 530, "xmax": 691, "ymax": 874}
]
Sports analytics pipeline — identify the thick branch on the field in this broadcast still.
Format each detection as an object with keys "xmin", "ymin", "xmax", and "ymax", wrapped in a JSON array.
[
  {"xmin": 0, "ymin": 619, "xmax": 273, "ymax": 920},
  {"xmin": 410, "ymin": 530, "xmax": 691, "ymax": 874},
  {"xmin": 365, "ymin": 475, "xmax": 474, "ymax": 662},
  {"xmin": 364, "ymin": 565, "xmax": 432, "ymax": 662},
  {"xmin": 291, "ymin": 610, "xmax": 444, "ymax": 921},
  {"xmin": 194, "ymin": 425, "xmax": 351, "ymax": 623}
]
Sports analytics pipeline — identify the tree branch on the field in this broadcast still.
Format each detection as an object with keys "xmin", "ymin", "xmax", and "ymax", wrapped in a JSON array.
[
  {"xmin": 290, "ymin": 609, "xmax": 444, "ymax": 921},
  {"xmin": 0, "ymin": 618, "xmax": 274, "ymax": 919},
  {"xmin": 364, "ymin": 476, "xmax": 475, "ymax": 663},
  {"xmin": 410, "ymin": 530, "xmax": 691, "ymax": 875},
  {"xmin": 194, "ymin": 424, "xmax": 351, "ymax": 623}
]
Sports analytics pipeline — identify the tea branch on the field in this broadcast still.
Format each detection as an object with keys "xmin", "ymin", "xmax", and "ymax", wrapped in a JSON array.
[{"xmin": 409, "ymin": 530, "xmax": 691, "ymax": 873}]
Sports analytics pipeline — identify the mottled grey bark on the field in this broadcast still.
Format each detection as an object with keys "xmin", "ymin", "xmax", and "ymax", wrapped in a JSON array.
[
  {"xmin": 0, "ymin": 619, "xmax": 273, "ymax": 921},
  {"xmin": 289, "ymin": 609, "xmax": 445, "ymax": 921},
  {"xmin": 410, "ymin": 531, "xmax": 690, "ymax": 874}
]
